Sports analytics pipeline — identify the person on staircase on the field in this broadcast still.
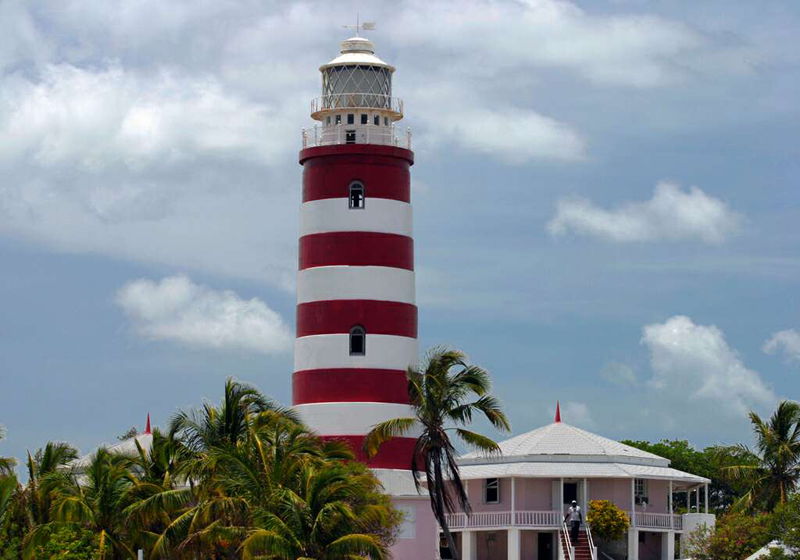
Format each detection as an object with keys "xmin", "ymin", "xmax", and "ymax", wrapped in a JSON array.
[{"xmin": 565, "ymin": 500, "xmax": 583, "ymax": 545}]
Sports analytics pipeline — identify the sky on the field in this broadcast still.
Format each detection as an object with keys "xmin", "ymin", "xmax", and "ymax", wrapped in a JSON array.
[{"xmin": 1, "ymin": 0, "xmax": 799, "ymax": 468}]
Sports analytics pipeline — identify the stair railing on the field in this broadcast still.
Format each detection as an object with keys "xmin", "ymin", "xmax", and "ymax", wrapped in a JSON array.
[
  {"xmin": 561, "ymin": 520, "xmax": 575, "ymax": 560},
  {"xmin": 586, "ymin": 524, "xmax": 598, "ymax": 560}
]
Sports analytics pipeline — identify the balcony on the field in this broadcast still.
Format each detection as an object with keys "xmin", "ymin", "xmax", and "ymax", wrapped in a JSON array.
[
  {"xmin": 301, "ymin": 124, "xmax": 412, "ymax": 149},
  {"xmin": 443, "ymin": 511, "xmax": 685, "ymax": 531},
  {"xmin": 310, "ymin": 94, "xmax": 403, "ymax": 120}
]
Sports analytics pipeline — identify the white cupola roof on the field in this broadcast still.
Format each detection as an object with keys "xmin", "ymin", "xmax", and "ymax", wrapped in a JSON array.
[{"xmin": 320, "ymin": 36, "xmax": 395, "ymax": 72}]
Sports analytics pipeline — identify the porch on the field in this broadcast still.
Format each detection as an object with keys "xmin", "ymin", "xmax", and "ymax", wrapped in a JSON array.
[{"xmin": 444, "ymin": 510, "xmax": 685, "ymax": 532}]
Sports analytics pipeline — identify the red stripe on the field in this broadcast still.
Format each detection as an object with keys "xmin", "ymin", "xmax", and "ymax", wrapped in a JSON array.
[
  {"xmin": 299, "ymin": 232, "xmax": 413, "ymax": 271},
  {"xmin": 293, "ymin": 369, "xmax": 411, "ymax": 405},
  {"xmin": 322, "ymin": 435, "xmax": 418, "ymax": 470},
  {"xmin": 301, "ymin": 146, "xmax": 411, "ymax": 203},
  {"xmin": 297, "ymin": 300, "xmax": 417, "ymax": 338}
]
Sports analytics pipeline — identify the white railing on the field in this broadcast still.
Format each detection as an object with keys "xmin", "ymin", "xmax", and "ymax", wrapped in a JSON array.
[
  {"xmin": 302, "ymin": 124, "xmax": 411, "ymax": 149},
  {"xmin": 673, "ymin": 515, "xmax": 683, "ymax": 530},
  {"xmin": 444, "ymin": 510, "xmax": 562, "ymax": 530},
  {"xmin": 586, "ymin": 524, "xmax": 598, "ymax": 560},
  {"xmin": 311, "ymin": 94, "xmax": 403, "ymax": 116},
  {"xmin": 630, "ymin": 512, "xmax": 680, "ymax": 530},
  {"xmin": 562, "ymin": 520, "xmax": 575, "ymax": 560},
  {"xmin": 515, "ymin": 510, "xmax": 563, "ymax": 527}
]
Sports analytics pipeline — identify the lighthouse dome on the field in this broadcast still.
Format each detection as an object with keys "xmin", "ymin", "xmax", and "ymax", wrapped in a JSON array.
[{"xmin": 320, "ymin": 36, "xmax": 395, "ymax": 72}]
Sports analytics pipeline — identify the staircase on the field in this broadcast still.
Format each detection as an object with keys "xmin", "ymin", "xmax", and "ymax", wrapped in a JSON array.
[{"xmin": 560, "ymin": 529, "xmax": 593, "ymax": 560}]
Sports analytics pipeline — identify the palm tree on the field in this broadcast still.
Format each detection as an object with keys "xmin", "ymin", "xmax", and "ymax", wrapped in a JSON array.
[
  {"xmin": 24, "ymin": 448, "xmax": 137, "ymax": 559},
  {"xmin": 239, "ymin": 461, "xmax": 393, "ymax": 560},
  {"xmin": 722, "ymin": 400, "xmax": 800, "ymax": 511},
  {"xmin": 25, "ymin": 441, "xmax": 78, "ymax": 525},
  {"xmin": 169, "ymin": 377, "xmax": 298, "ymax": 453},
  {"xmin": 363, "ymin": 348, "xmax": 511, "ymax": 560},
  {"xmin": 0, "ymin": 426, "xmax": 17, "ymax": 476}
]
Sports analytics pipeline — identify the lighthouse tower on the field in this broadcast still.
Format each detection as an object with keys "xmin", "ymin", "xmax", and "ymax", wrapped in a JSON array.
[
  {"xmin": 294, "ymin": 35, "xmax": 417, "ymax": 469},
  {"xmin": 293, "ymin": 34, "xmax": 436, "ymax": 558}
]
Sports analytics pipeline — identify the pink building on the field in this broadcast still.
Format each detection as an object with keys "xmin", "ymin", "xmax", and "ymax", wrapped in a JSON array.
[{"xmin": 445, "ymin": 408, "xmax": 714, "ymax": 560}]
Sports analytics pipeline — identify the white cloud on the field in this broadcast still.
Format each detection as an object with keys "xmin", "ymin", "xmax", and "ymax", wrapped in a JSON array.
[
  {"xmin": 547, "ymin": 182, "xmax": 742, "ymax": 243},
  {"xmin": 0, "ymin": 63, "xmax": 293, "ymax": 170},
  {"xmin": 600, "ymin": 362, "xmax": 637, "ymax": 386},
  {"xmin": 115, "ymin": 275, "xmax": 292, "ymax": 355},
  {"xmin": 641, "ymin": 315, "xmax": 776, "ymax": 414},
  {"xmin": 763, "ymin": 329, "xmax": 800, "ymax": 364},
  {"xmin": 562, "ymin": 402, "xmax": 595, "ymax": 428}
]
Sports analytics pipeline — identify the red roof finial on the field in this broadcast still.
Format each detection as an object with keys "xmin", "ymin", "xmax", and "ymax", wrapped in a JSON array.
[
  {"xmin": 554, "ymin": 401, "xmax": 561, "ymax": 423},
  {"xmin": 144, "ymin": 413, "xmax": 151, "ymax": 435}
]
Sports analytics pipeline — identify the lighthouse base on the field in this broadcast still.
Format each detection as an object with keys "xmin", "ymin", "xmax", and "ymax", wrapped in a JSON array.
[{"xmin": 374, "ymin": 469, "xmax": 439, "ymax": 560}]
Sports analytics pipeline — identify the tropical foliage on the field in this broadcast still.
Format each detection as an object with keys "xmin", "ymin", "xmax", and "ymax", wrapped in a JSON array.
[
  {"xmin": 364, "ymin": 347, "xmax": 511, "ymax": 560},
  {"xmin": 718, "ymin": 400, "xmax": 800, "ymax": 512},
  {"xmin": 0, "ymin": 378, "xmax": 399, "ymax": 559},
  {"xmin": 0, "ymin": 427, "xmax": 17, "ymax": 477},
  {"xmin": 686, "ymin": 511, "xmax": 773, "ymax": 560},
  {"xmin": 586, "ymin": 500, "xmax": 629, "ymax": 542}
]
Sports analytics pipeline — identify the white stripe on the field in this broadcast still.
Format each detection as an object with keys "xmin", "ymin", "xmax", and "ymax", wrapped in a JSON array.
[
  {"xmin": 294, "ymin": 402, "xmax": 420, "ymax": 436},
  {"xmin": 300, "ymin": 198, "xmax": 413, "ymax": 237},
  {"xmin": 297, "ymin": 266, "xmax": 416, "ymax": 304},
  {"xmin": 295, "ymin": 334, "xmax": 418, "ymax": 371}
]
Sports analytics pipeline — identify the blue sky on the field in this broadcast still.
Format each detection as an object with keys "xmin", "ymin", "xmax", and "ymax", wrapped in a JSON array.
[{"xmin": 1, "ymin": 0, "xmax": 799, "ymax": 468}]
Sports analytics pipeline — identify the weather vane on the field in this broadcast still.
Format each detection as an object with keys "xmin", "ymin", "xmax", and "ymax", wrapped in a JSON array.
[{"xmin": 342, "ymin": 14, "xmax": 375, "ymax": 37}]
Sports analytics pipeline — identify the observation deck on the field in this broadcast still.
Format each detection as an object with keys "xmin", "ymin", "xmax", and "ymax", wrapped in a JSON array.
[
  {"xmin": 302, "ymin": 123, "xmax": 411, "ymax": 149},
  {"xmin": 310, "ymin": 94, "xmax": 403, "ymax": 121}
]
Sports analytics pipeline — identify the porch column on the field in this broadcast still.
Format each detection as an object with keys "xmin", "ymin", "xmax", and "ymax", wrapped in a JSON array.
[
  {"xmin": 686, "ymin": 490, "xmax": 691, "ymax": 512},
  {"xmin": 630, "ymin": 478, "xmax": 637, "ymax": 529},
  {"xmin": 512, "ymin": 477, "xmax": 516, "ymax": 525},
  {"xmin": 628, "ymin": 528, "xmax": 639, "ymax": 560},
  {"xmin": 560, "ymin": 477, "xmax": 565, "ymax": 516},
  {"xmin": 661, "ymin": 530, "xmax": 675, "ymax": 560},
  {"xmin": 669, "ymin": 480, "xmax": 674, "ymax": 530},
  {"xmin": 705, "ymin": 485, "xmax": 709, "ymax": 514},
  {"xmin": 508, "ymin": 528, "xmax": 522, "ymax": 560},
  {"xmin": 583, "ymin": 477, "xmax": 588, "ymax": 512},
  {"xmin": 462, "ymin": 531, "xmax": 478, "ymax": 560}
]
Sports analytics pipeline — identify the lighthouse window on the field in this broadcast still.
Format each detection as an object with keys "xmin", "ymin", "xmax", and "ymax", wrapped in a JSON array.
[
  {"xmin": 374, "ymin": 115, "xmax": 380, "ymax": 126},
  {"xmin": 361, "ymin": 113, "xmax": 368, "ymax": 125},
  {"xmin": 384, "ymin": 117, "xmax": 389, "ymax": 126},
  {"xmin": 326, "ymin": 116, "xmax": 331, "ymax": 125},
  {"xmin": 349, "ymin": 181, "xmax": 365, "ymax": 209},
  {"xmin": 347, "ymin": 113, "xmax": 354, "ymax": 125},
  {"xmin": 349, "ymin": 326, "xmax": 366, "ymax": 356},
  {"xmin": 335, "ymin": 114, "xmax": 341, "ymax": 125}
]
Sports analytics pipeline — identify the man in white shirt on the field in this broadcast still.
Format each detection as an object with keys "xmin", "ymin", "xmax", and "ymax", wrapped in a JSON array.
[{"xmin": 565, "ymin": 500, "xmax": 582, "ymax": 544}]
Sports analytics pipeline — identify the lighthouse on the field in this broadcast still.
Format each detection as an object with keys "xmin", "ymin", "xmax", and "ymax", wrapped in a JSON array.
[{"xmin": 293, "ymin": 33, "xmax": 436, "ymax": 558}]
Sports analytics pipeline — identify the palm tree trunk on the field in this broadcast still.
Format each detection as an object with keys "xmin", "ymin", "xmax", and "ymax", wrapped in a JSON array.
[{"xmin": 434, "ymin": 462, "xmax": 460, "ymax": 560}]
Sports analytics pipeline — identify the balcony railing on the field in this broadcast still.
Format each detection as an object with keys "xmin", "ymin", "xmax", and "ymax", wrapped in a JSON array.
[
  {"xmin": 311, "ymin": 94, "xmax": 403, "ymax": 117},
  {"xmin": 444, "ymin": 510, "xmax": 684, "ymax": 531},
  {"xmin": 302, "ymin": 124, "xmax": 412, "ymax": 149}
]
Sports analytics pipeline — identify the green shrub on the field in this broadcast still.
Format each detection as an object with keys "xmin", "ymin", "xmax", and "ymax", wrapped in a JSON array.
[
  {"xmin": 686, "ymin": 511, "xmax": 773, "ymax": 560},
  {"xmin": 587, "ymin": 500, "xmax": 630, "ymax": 542}
]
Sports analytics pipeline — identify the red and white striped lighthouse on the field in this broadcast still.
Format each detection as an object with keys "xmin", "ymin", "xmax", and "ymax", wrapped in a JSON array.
[{"xmin": 293, "ymin": 34, "xmax": 417, "ymax": 469}]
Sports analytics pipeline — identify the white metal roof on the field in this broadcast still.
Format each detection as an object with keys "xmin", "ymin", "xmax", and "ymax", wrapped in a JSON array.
[
  {"xmin": 373, "ymin": 468, "xmax": 429, "ymax": 498},
  {"xmin": 456, "ymin": 461, "xmax": 708, "ymax": 486},
  {"xmin": 69, "ymin": 433, "xmax": 152, "ymax": 470},
  {"xmin": 320, "ymin": 37, "xmax": 395, "ymax": 72},
  {"xmin": 461, "ymin": 422, "xmax": 667, "ymax": 467}
]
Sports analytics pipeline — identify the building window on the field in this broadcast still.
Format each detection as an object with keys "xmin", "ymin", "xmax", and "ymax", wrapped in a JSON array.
[
  {"xmin": 347, "ymin": 113, "xmax": 355, "ymax": 124},
  {"xmin": 384, "ymin": 116, "xmax": 389, "ymax": 126},
  {"xmin": 361, "ymin": 113, "xmax": 368, "ymax": 125},
  {"xmin": 326, "ymin": 116, "xmax": 330, "ymax": 125},
  {"xmin": 349, "ymin": 181, "xmax": 365, "ymax": 209},
  {"xmin": 345, "ymin": 130, "xmax": 356, "ymax": 144},
  {"xmin": 374, "ymin": 114, "xmax": 380, "ymax": 126},
  {"xmin": 349, "ymin": 325, "xmax": 366, "ymax": 355},
  {"xmin": 484, "ymin": 478, "xmax": 499, "ymax": 503},
  {"xmin": 635, "ymin": 478, "xmax": 648, "ymax": 505},
  {"xmin": 335, "ymin": 114, "xmax": 341, "ymax": 125},
  {"xmin": 397, "ymin": 505, "xmax": 416, "ymax": 539}
]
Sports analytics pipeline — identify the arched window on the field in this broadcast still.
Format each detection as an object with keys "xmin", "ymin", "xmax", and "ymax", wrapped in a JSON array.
[
  {"xmin": 349, "ymin": 325, "xmax": 366, "ymax": 356},
  {"xmin": 349, "ymin": 181, "xmax": 365, "ymax": 209}
]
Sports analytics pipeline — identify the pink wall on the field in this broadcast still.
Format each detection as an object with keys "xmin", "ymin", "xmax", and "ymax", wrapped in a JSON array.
[
  {"xmin": 476, "ymin": 530, "xmax": 508, "ymax": 560},
  {"xmin": 390, "ymin": 498, "xmax": 438, "ymax": 560},
  {"xmin": 589, "ymin": 478, "xmax": 634, "ymax": 511},
  {"xmin": 516, "ymin": 478, "xmax": 553, "ymax": 510},
  {"xmin": 640, "ymin": 531, "xmax": 663, "ymax": 560},
  {"xmin": 466, "ymin": 478, "xmax": 514, "ymax": 513}
]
